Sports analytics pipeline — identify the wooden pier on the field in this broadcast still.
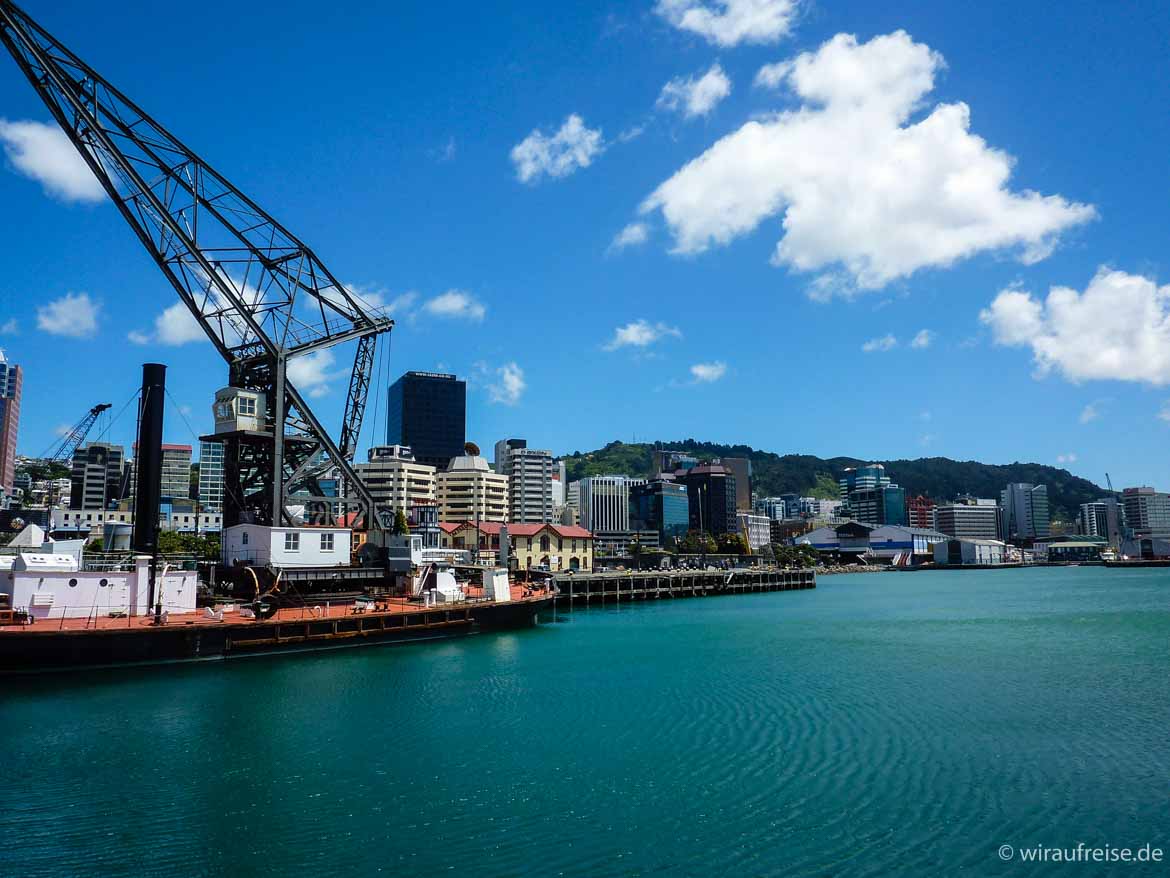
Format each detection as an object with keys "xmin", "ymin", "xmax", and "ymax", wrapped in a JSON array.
[{"xmin": 551, "ymin": 567, "xmax": 815, "ymax": 607}]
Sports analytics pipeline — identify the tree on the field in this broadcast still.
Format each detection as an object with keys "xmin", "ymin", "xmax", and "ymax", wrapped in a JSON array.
[
  {"xmin": 392, "ymin": 508, "xmax": 410, "ymax": 536},
  {"xmin": 679, "ymin": 529, "xmax": 717, "ymax": 554},
  {"xmin": 717, "ymin": 532, "xmax": 748, "ymax": 555}
]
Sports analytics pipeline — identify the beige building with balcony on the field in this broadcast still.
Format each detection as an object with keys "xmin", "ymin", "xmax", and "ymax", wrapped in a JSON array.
[
  {"xmin": 353, "ymin": 445, "xmax": 436, "ymax": 516},
  {"xmin": 436, "ymin": 454, "xmax": 508, "ymax": 523}
]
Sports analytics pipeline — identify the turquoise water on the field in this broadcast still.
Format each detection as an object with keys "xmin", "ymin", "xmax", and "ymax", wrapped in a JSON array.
[{"xmin": 2, "ymin": 567, "xmax": 1168, "ymax": 876}]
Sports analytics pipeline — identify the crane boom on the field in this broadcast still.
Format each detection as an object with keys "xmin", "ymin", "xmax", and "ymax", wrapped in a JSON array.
[
  {"xmin": 45, "ymin": 403, "xmax": 111, "ymax": 464},
  {"xmin": 0, "ymin": 1, "xmax": 392, "ymax": 530}
]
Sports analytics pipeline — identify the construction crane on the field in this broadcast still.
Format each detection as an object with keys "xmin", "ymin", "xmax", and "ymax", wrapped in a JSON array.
[
  {"xmin": 43, "ymin": 403, "xmax": 111, "ymax": 464},
  {"xmin": 1106, "ymin": 472, "xmax": 1116, "ymax": 495},
  {"xmin": 0, "ymin": 1, "xmax": 392, "ymax": 533}
]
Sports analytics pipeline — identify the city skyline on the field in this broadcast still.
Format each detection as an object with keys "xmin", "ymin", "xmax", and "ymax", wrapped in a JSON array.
[{"xmin": 2, "ymin": 0, "xmax": 1170, "ymax": 489}]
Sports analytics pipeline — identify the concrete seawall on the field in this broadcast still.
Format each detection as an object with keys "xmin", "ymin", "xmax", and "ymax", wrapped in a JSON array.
[{"xmin": 551, "ymin": 568, "xmax": 815, "ymax": 607}]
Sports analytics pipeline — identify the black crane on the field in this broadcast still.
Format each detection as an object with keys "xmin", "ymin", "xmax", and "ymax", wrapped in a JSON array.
[
  {"xmin": 0, "ymin": 1, "xmax": 392, "ymax": 533},
  {"xmin": 43, "ymin": 403, "xmax": 111, "ymax": 464}
]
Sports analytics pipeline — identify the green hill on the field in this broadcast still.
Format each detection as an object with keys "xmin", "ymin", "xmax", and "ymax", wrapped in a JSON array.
[{"xmin": 561, "ymin": 440, "xmax": 1105, "ymax": 523}]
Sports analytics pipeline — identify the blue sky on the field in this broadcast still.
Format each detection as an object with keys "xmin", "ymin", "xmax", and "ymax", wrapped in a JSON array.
[{"xmin": 1, "ymin": 0, "xmax": 1169, "ymax": 491}]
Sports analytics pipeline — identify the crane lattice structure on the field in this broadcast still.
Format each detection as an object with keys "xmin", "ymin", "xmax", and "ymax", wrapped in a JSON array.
[
  {"xmin": 44, "ymin": 403, "xmax": 111, "ymax": 464},
  {"xmin": 0, "ymin": 1, "xmax": 393, "ymax": 531}
]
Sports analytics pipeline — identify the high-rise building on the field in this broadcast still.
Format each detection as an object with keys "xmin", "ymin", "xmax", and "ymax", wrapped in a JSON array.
[
  {"xmin": 682, "ymin": 464, "xmax": 737, "ymax": 535},
  {"xmin": 935, "ymin": 498, "xmax": 1001, "ymax": 540},
  {"xmin": 436, "ymin": 452, "xmax": 508, "ymax": 523},
  {"xmin": 494, "ymin": 438, "xmax": 555, "ymax": 523},
  {"xmin": 161, "ymin": 444, "xmax": 192, "ymax": 499},
  {"xmin": 1000, "ymin": 483, "xmax": 1051, "ymax": 541},
  {"xmin": 578, "ymin": 475, "xmax": 643, "ymax": 533},
  {"xmin": 385, "ymin": 371, "xmax": 466, "ymax": 470},
  {"xmin": 353, "ymin": 445, "xmax": 437, "ymax": 516},
  {"xmin": 1079, "ymin": 498, "xmax": 1125, "ymax": 545},
  {"xmin": 841, "ymin": 464, "xmax": 906, "ymax": 527},
  {"xmin": 0, "ymin": 351, "xmax": 21, "ymax": 495},
  {"xmin": 907, "ymin": 495, "xmax": 936, "ymax": 529},
  {"xmin": 198, "ymin": 440, "xmax": 225, "ymax": 513},
  {"xmin": 1120, "ymin": 487, "xmax": 1170, "ymax": 537},
  {"xmin": 712, "ymin": 456, "xmax": 752, "ymax": 511},
  {"xmin": 631, "ymin": 478, "xmax": 690, "ymax": 545},
  {"xmin": 70, "ymin": 442, "xmax": 125, "ymax": 510}
]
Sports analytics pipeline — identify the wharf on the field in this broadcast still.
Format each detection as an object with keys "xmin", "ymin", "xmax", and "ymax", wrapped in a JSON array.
[{"xmin": 552, "ymin": 567, "xmax": 815, "ymax": 607}]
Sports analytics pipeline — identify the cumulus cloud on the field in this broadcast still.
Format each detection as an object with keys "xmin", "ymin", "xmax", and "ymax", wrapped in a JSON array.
[
  {"xmin": 640, "ymin": 31, "xmax": 1095, "ymax": 294},
  {"xmin": 754, "ymin": 60, "xmax": 790, "ymax": 89},
  {"xmin": 0, "ymin": 119, "xmax": 105, "ymax": 203},
  {"xmin": 1056, "ymin": 453, "xmax": 1078, "ymax": 465},
  {"xmin": 604, "ymin": 319, "xmax": 682, "ymax": 351},
  {"xmin": 1079, "ymin": 402, "xmax": 1102, "ymax": 424},
  {"xmin": 0, "ymin": 318, "xmax": 16, "ymax": 335},
  {"xmin": 488, "ymin": 362, "xmax": 526, "ymax": 405},
  {"xmin": 690, "ymin": 361, "xmax": 727, "ymax": 382},
  {"xmin": 510, "ymin": 114, "xmax": 604, "ymax": 183},
  {"xmin": 610, "ymin": 222, "xmax": 650, "ymax": 252},
  {"xmin": 910, "ymin": 328, "xmax": 934, "ymax": 349},
  {"xmin": 423, "ymin": 289, "xmax": 486, "ymax": 322},
  {"xmin": 655, "ymin": 0, "xmax": 798, "ymax": 47},
  {"xmin": 287, "ymin": 349, "xmax": 342, "ymax": 399},
  {"xmin": 657, "ymin": 64, "xmax": 732, "ymax": 119},
  {"xmin": 1158, "ymin": 402, "xmax": 1170, "ymax": 424},
  {"xmin": 861, "ymin": 334, "xmax": 897, "ymax": 352},
  {"xmin": 981, "ymin": 268, "xmax": 1170, "ymax": 385},
  {"xmin": 127, "ymin": 302, "xmax": 207, "ymax": 346},
  {"xmin": 37, "ymin": 292, "xmax": 99, "ymax": 337}
]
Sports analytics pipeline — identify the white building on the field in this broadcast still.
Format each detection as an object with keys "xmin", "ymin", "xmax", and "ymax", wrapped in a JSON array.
[
  {"xmin": 7, "ymin": 554, "xmax": 198, "ymax": 619},
  {"xmin": 353, "ymin": 445, "xmax": 436, "ymax": 517},
  {"xmin": 436, "ymin": 454, "xmax": 508, "ymax": 523},
  {"xmin": 738, "ymin": 512, "xmax": 772, "ymax": 550},
  {"xmin": 577, "ymin": 475, "xmax": 644, "ymax": 533},
  {"xmin": 221, "ymin": 524, "xmax": 351, "ymax": 567},
  {"xmin": 494, "ymin": 439, "xmax": 554, "ymax": 523},
  {"xmin": 934, "ymin": 538, "xmax": 1007, "ymax": 565}
]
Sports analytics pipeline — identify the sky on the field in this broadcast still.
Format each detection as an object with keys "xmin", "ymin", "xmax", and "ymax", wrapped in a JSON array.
[{"xmin": 1, "ymin": 0, "xmax": 1169, "ymax": 491}]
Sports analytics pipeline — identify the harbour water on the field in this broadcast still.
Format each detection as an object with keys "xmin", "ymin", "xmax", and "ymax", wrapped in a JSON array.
[{"xmin": 2, "ymin": 567, "xmax": 1168, "ymax": 876}]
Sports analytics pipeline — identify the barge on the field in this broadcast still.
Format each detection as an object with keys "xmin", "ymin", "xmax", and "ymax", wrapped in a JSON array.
[{"xmin": 0, "ymin": 585, "xmax": 553, "ymax": 674}]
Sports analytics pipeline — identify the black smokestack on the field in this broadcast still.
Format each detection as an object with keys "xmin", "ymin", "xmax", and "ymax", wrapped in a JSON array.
[{"xmin": 131, "ymin": 363, "xmax": 166, "ymax": 555}]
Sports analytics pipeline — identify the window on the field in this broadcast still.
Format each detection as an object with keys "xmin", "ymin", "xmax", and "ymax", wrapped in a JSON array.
[
  {"xmin": 238, "ymin": 397, "xmax": 256, "ymax": 416},
  {"xmin": 241, "ymin": 532, "xmax": 249, "ymax": 545},
  {"xmin": 540, "ymin": 534, "xmax": 551, "ymax": 552},
  {"xmin": 285, "ymin": 532, "xmax": 300, "ymax": 551},
  {"xmin": 321, "ymin": 533, "xmax": 335, "ymax": 551}
]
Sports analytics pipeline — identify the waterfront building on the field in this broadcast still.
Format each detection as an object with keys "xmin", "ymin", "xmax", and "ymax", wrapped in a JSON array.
[
  {"xmin": 737, "ymin": 511, "xmax": 772, "ymax": 550},
  {"xmin": 385, "ymin": 371, "xmax": 466, "ymax": 470},
  {"xmin": 70, "ymin": 442, "xmax": 125, "ymax": 510},
  {"xmin": 711, "ymin": 456, "xmax": 752, "ymax": 511},
  {"xmin": 436, "ymin": 453, "xmax": 508, "ymax": 523},
  {"xmin": 907, "ymin": 495, "xmax": 935, "ymax": 529},
  {"xmin": 681, "ymin": 464, "xmax": 737, "ymax": 535},
  {"xmin": 840, "ymin": 464, "xmax": 906, "ymax": 527},
  {"xmin": 0, "ymin": 350, "xmax": 21, "ymax": 495},
  {"xmin": 1045, "ymin": 540, "xmax": 1105, "ymax": 563},
  {"xmin": 1120, "ymin": 486, "xmax": 1170, "ymax": 537},
  {"xmin": 198, "ymin": 440, "xmax": 225, "ymax": 513},
  {"xmin": 1000, "ymin": 483, "xmax": 1051, "ymax": 541},
  {"xmin": 438, "ymin": 520, "xmax": 593, "ymax": 571},
  {"xmin": 578, "ymin": 475, "xmax": 643, "ymax": 533},
  {"xmin": 223, "ymin": 523, "xmax": 351, "ymax": 567},
  {"xmin": 354, "ymin": 445, "xmax": 437, "ymax": 517},
  {"xmin": 934, "ymin": 498, "xmax": 1001, "ymax": 541},
  {"xmin": 1079, "ymin": 498, "xmax": 1125, "ymax": 545},
  {"xmin": 934, "ymin": 538, "xmax": 1007, "ymax": 565},
  {"xmin": 494, "ymin": 438, "xmax": 555, "ymax": 523},
  {"xmin": 799, "ymin": 522, "xmax": 945, "ymax": 564},
  {"xmin": 631, "ymin": 477, "xmax": 690, "ymax": 546},
  {"xmin": 53, "ymin": 506, "xmax": 223, "ymax": 540}
]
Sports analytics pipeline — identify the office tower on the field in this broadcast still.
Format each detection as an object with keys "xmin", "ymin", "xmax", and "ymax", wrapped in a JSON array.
[
  {"xmin": 385, "ymin": 371, "xmax": 466, "ymax": 470},
  {"xmin": 0, "ymin": 351, "xmax": 21, "ymax": 494},
  {"xmin": 1000, "ymin": 483, "xmax": 1051, "ymax": 540},
  {"xmin": 70, "ymin": 442, "xmax": 125, "ymax": 510},
  {"xmin": 198, "ymin": 440, "xmax": 225, "ymax": 513},
  {"xmin": 495, "ymin": 438, "xmax": 555, "ymax": 523}
]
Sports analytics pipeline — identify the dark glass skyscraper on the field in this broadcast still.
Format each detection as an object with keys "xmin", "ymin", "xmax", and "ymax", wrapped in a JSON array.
[{"xmin": 386, "ymin": 371, "xmax": 466, "ymax": 470}]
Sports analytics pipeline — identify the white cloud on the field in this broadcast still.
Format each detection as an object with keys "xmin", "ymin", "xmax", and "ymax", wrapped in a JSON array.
[
  {"xmin": 657, "ymin": 64, "xmax": 732, "ymax": 119},
  {"xmin": 53, "ymin": 423, "xmax": 72, "ymax": 438},
  {"xmin": 127, "ymin": 330, "xmax": 150, "ymax": 345},
  {"xmin": 919, "ymin": 433, "xmax": 937, "ymax": 447},
  {"xmin": 488, "ymin": 362, "xmax": 526, "ymax": 405},
  {"xmin": 1079, "ymin": 402, "xmax": 1102, "ymax": 424},
  {"xmin": 981, "ymin": 268, "xmax": 1170, "ymax": 384},
  {"xmin": 0, "ymin": 318, "xmax": 16, "ymax": 335},
  {"xmin": 910, "ymin": 328, "xmax": 934, "ymax": 349},
  {"xmin": 510, "ymin": 114, "xmax": 604, "ymax": 184},
  {"xmin": 424, "ymin": 290, "xmax": 486, "ymax": 322},
  {"xmin": 640, "ymin": 31, "xmax": 1095, "ymax": 294},
  {"xmin": 0, "ymin": 119, "xmax": 105, "ymax": 203},
  {"xmin": 655, "ymin": 0, "xmax": 798, "ymax": 47},
  {"xmin": 604, "ymin": 319, "xmax": 682, "ymax": 350},
  {"xmin": 861, "ymin": 333, "xmax": 897, "ymax": 352},
  {"xmin": 1158, "ymin": 402, "xmax": 1170, "ymax": 424},
  {"xmin": 37, "ymin": 292, "xmax": 99, "ymax": 337},
  {"xmin": 287, "ymin": 349, "xmax": 340, "ymax": 399},
  {"xmin": 610, "ymin": 222, "xmax": 650, "ymax": 252},
  {"xmin": 754, "ymin": 60, "xmax": 790, "ymax": 89},
  {"xmin": 690, "ymin": 360, "xmax": 727, "ymax": 382},
  {"xmin": 127, "ymin": 302, "xmax": 206, "ymax": 346},
  {"xmin": 1056, "ymin": 453, "xmax": 1078, "ymax": 465}
]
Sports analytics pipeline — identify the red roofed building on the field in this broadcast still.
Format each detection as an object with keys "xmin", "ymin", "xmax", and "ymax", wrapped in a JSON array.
[{"xmin": 439, "ymin": 521, "xmax": 593, "ymax": 571}]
